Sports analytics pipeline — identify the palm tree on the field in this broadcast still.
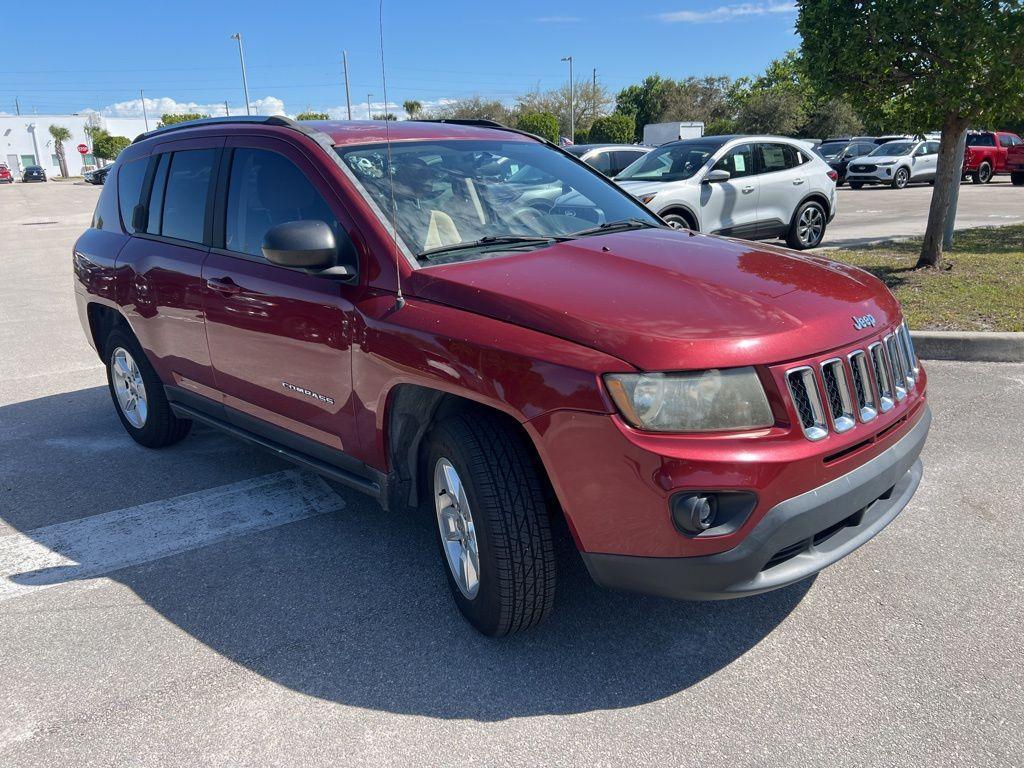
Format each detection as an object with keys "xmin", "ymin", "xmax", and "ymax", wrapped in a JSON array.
[
  {"xmin": 48, "ymin": 125, "xmax": 72, "ymax": 178},
  {"xmin": 403, "ymin": 100, "xmax": 423, "ymax": 120}
]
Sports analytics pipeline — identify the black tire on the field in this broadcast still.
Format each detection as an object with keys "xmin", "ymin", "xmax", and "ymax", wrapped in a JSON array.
[
  {"xmin": 786, "ymin": 200, "xmax": 827, "ymax": 250},
  {"xmin": 848, "ymin": 181, "xmax": 864, "ymax": 190},
  {"xmin": 425, "ymin": 412, "xmax": 556, "ymax": 636},
  {"xmin": 891, "ymin": 167, "xmax": 910, "ymax": 189},
  {"xmin": 972, "ymin": 162, "xmax": 992, "ymax": 184},
  {"xmin": 662, "ymin": 211, "xmax": 694, "ymax": 230},
  {"xmin": 103, "ymin": 328, "xmax": 191, "ymax": 448},
  {"xmin": 1012, "ymin": 172, "xmax": 1024, "ymax": 187}
]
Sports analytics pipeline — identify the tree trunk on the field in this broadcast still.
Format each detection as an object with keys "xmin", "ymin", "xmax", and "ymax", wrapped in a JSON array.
[
  {"xmin": 917, "ymin": 113, "xmax": 969, "ymax": 268},
  {"xmin": 55, "ymin": 142, "xmax": 68, "ymax": 178}
]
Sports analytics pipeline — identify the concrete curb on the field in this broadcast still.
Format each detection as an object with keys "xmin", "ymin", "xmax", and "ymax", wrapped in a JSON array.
[{"xmin": 911, "ymin": 331, "xmax": 1024, "ymax": 363}]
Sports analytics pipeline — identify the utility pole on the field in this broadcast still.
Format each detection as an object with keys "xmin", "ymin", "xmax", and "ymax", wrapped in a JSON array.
[
  {"xmin": 15, "ymin": 97, "xmax": 20, "ymax": 116},
  {"xmin": 342, "ymin": 51, "xmax": 353, "ymax": 120},
  {"xmin": 592, "ymin": 68, "xmax": 597, "ymax": 91},
  {"xmin": 140, "ymin": 89, "xmax": 149, "ymax": 131},
  {"xmin": 367, "ymin": 93, "xmax": 373, "ymax": 119},
  {"xmin": 230, "ymin": 33, "xmax": 252, "ymax": 116},
  {"xmin": 224, "ymin": 101, "xmax": 230, "ymax": 116},
  {"xmin": 561, "ymin": 56, "xmax": 574, "ymax": 143}
]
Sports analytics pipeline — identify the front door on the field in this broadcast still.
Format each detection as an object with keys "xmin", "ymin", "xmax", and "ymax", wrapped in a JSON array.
[
  {"xmin": 910, "ymin": 142, "xmax": 938, "ymax": 180},
  {"xmin": 202, "ymin": 137, "xmax": 361, "ymax": 460},
  {"xmin": 699, "ymin": 142, "xmax": 759, "ymax": 237}
]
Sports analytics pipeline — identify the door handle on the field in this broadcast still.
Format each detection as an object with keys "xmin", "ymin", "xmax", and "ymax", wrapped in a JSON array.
[
  {"xmin": 206, "ymin": 277, "xmax": 241, "ymax": 295},
  {"xmin": 741, "ymin": 185, "xmax": 755, "ymax": 194},
  {"xmin": 792, "ymin": 178, "xmax": 805, "ymax": 185}
]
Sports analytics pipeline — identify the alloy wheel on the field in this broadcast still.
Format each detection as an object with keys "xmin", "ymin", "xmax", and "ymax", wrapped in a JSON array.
[
  {"xmin": 798, "ymin": 205, "xmax": 824, "ymax": 247},
  {"xmin": 110, "ymin": 347, "xmax": 148, "ymax": 429},
  {"xmin": 434, "ymin": 457, "xmax": 481, "ymax": 599}
]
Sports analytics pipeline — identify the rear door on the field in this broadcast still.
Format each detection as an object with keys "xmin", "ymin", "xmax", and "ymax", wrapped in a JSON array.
[
  {"xmin": 698, "ymin": 142, "xmax": 759, "ymax": 237},
  {"xmin": 754, "ymin": 142, "xmax": 809, "ymax": 238},
  {"xmin": 114, "ymin": 137, "xmax": 222, "ymax": 394},
  {"xmin": 202, "ymin": 135, "xmax": 362, "ymax": 459}
]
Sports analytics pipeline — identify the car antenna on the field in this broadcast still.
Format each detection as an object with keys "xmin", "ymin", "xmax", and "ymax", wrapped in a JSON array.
[{"xmin": 378, "ymin": 0, "xmax": 405, "ymax": 311}]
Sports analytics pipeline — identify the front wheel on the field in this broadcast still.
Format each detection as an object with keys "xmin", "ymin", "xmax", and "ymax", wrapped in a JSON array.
[
  {"xmin": 1012, "ymin": 171, "xmax": 1024, "ymax": 187},
  {"xmin": 891, "ymin": 168, "xmax": 910, "ymax": 189},
  {"xmin": 786, "ymin": 200, "xmax": 827, "ymax": 250},
  {"xmin": 425, "ymin": 412, "xmax": 556, "ymax": 636},
  {"xmin": 848, "ymin": 181, "xmax": 864, "ymax": 190},
  {"xmin": 972, "ymin": 162, "xmax": 992, "ymax": 184},
  {"xmin": 662, "ymin": 212, "xmax": 694, "ymax": 230}
]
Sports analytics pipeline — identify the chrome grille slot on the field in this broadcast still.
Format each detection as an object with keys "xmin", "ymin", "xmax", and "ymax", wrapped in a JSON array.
[
  {"xmin": 786, "ymin": 367, "xmax": 828, "ymax": 441},
  {"xmin": 884, "ymin": 334, "xmax": 908, "ymax": 400},
  {"xmin": 897, "ymin": 323, "xmax": 918, "ymax": 383},
  {"xmin": 868, "ymin": 341, "xmax": 895, "ymax": 412},
  {"xmin": 847, "ymin": 350, "xmax": 877, "ymax": 422},
  {"xmin": 820, "ymin": 358, "xmax": 856, "ymax": 432}
]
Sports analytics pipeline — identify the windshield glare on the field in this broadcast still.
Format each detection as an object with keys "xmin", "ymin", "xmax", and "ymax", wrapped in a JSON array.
[
  {"xmin": 870, "ymin": 141, "xmax": 914, "ymax": 156},
  {"xmin": 337, "ymin": 139, "xmax": 658, "ymax": 261},
  {"xmin": 615, "ymin": 142, "xmax": 718, "ymax": 182}
]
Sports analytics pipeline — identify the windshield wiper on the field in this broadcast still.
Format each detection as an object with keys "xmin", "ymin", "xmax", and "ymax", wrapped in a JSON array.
[
  {"xmin": 569, "ymin": 218, "xmax": 663, "ymax": 238},
  {"xmin": 419, "ymin": 235, "xmax": 569, "ymax": 260}
]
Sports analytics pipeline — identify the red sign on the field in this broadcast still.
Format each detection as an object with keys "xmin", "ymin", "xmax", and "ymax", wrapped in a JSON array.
[{"xmin": 77, "ymin": 144, "xmax": 89, "ymax": 154}]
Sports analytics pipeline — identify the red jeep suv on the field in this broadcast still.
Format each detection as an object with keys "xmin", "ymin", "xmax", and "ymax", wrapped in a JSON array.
[{"xmin": 74, "ymin": 116, "xmax": 930, "ymax": 636}]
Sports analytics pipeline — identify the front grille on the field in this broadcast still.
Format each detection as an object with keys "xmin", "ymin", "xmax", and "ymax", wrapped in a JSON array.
[
  {"xmin": 785, "ymin": 323, "xmax": 919, "ymax": 441},
  {"xmin": 851, "ymin": 164, "xmax": 876, "ymax": 173}
]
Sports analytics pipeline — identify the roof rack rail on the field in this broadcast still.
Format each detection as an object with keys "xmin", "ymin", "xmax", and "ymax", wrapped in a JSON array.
[
  {"xmin": 132, "ymin": 114, "xmax": 301, "ymax": 144},
  {"xmin": 418, "ymin": 118, "xmax": 558, "ymax": 149}
]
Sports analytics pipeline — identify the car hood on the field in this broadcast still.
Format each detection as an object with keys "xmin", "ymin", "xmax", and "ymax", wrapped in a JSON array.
[
  {"xmin": 616, "ymin": 179, "xmax": 689, "ymax": 198},
  {"xmin": 407, "ymin": 229, "xmax": 902, "ymax": 371},
  {"xmin": 854, "ymin": 155, "xmax": 903, "ymax": 164}
]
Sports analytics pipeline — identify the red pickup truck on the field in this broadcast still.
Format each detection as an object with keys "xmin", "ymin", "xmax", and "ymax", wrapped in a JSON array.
[
  {"xmin": 1007, "ymin": 142, "xmax": 1024, "ymax": 186},
  {"xmin": 962, "ymin": 131, "xmax": 1023, "ymax": 183}
]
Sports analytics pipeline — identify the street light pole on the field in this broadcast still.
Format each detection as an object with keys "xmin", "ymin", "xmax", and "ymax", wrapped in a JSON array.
[
  {"xmin": 230, "ymin": 33, "xmax": 251, "ymax": 116},
  {"xmin": 367, "ymin": 93, "xmax": 373, "ymax": 119},
  {"xmin": 140, "ymin": 89, "xmax": 149, "ymax": 131},
  {"xmin": 561, "ymin": 56, "xmax": 574, "ymax": 143},
  {"xmin": 343, "ymin": 51, "xmax": 353, "ymax": 120}
]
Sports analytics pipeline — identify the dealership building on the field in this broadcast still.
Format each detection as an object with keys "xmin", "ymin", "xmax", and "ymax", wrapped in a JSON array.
[{"xmin": 0, "ymin": 114, "xmax": 150, "ymax": 176}]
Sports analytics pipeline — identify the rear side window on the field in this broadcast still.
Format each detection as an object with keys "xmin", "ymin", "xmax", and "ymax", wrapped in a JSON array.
[
  {"xmin": 92, "ymin": 168, "xmax": 120, "ymax": 231},
  {"xmin": 117, "ymin": 158, "xmax": 148, "ymax": 233},
  {"xmin": 758, "ymin": 143, "xmax": 804, "ymax": 173},
  {"xmin": 160, "ymin": 149, "xmax": 215, "ymax": 244},
  {"xmin": 612, "ymin": 150, "xmax": 645, "ymax": 176},
  {"xmin": 225, "ymin": 148, "xmax": 342, "ymax": 259}
]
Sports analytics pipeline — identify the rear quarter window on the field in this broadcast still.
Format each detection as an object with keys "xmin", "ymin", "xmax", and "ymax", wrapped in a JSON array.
[
  {"xmin": 117, "ymin": 158, "xmax": 148, "ymax": 233},
  {"xmin": 92, "ymin": 167, "xmax": 121, "ymax": 231}
]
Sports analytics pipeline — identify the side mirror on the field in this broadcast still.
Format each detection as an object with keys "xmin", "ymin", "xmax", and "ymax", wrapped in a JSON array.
[
  {"xmin": 703, "ymin": 169, "xmax": 731, "ymax": 184},
  {"xmin": 262, "ymin": 220, "xmax": 346, "ymax": 273}
]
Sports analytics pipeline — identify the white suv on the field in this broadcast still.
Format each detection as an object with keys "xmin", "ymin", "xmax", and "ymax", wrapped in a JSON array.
[
  {"xmin": 845, "ymin": 139, "xmax": 941, "ymax": 189},
  {"xmin": 615, "ymin": 135, "xmax": 838, "ymax": 249}
]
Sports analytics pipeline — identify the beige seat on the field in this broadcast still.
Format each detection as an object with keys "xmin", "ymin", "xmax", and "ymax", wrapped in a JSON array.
[{"xmin": 424, "ymin": 209, "xmax": 462, "ymax": 250}]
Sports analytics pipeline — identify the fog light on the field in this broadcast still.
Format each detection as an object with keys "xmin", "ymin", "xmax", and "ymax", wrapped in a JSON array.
[
  {"xmin": 672, "ymin": 493, "xmax": 717, "ymax": 534},
  {"xmin": 670, "ymin": 491, "xmax": 758, "ymax": 537}
]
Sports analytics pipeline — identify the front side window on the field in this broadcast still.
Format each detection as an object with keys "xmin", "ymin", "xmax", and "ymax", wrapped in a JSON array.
[
  {"xmin": 617, "ymin": 141, "xmax": 719, "ymax": 182},
  {"xmin": 1000, "ymin": 134, "xmax": 1021, "ymax": 147},
  {"xmin": 160, "ymin": 149, "xmax": 215, "ymax": 244},
  {"xmin": 225, "ymin": 148, "xmax": 341, "ymax": 258},
  {"xmin": 714, "ymin": 144, "xmax": 755, "ymax": 178},
  {"xmin": 117, "ymin": 157, "xmax": 148, "ymax": 233},
  {"xmin": 925, "ymin": 141, "xmax": 941, "ymax": 154},
  {"xmin": 586, "ymin": 150, "xmax": 614, "ymax": 176},
  {"xmin": 338, "ymin": 139, "xmax": 658, "ymax": 261}
]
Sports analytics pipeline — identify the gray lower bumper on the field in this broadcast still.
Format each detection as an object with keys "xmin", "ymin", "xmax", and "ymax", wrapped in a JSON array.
[{"xmin": 582, "ymin": 405, "xmax": 931, "ymax": 600}]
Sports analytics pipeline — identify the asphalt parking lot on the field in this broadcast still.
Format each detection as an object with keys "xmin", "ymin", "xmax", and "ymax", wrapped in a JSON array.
[{"xmin": 2, "ymin": 181, "xmax": 1023, "ymax": 767}]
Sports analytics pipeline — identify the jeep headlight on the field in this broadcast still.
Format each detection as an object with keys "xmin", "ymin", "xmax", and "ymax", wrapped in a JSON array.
[{"xmin": 604, "ymin": 368, "xmax": 773, "ymax": 432}]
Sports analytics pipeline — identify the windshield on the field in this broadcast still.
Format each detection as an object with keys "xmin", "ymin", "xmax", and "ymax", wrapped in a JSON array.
[
  {"xmin": 615, "ymin": 141, "xmax": 719, "ymax": 182},
  {"xmin": 870, "ymin": 141, "xmax": 914, "ymax": 156},
  {"xmin": 336, "ymin": 139, "xmax": 659, "ymax": 262},
  {"xmin": 818, "ymin": 141, "xmax": 849, "ymax": 157}
]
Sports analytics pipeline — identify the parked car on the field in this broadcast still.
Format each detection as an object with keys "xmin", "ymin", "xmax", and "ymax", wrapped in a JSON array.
[
  {"xmin": 565, "ymin": 144, "xmax": 651, "ymax": 177},
  {"xmin": 616, "ymin": 135, "xmax": 838, "ymax": 249},
  {"xmin": 84, "ymin": 165, "xmax": 112, "ymax": 185},
  {"xmin": 817, "ymin": 138, "xmax": 879, "ymax": 185},
  {"xmin": 962, "ymin": 131, "xmax": 1023, "ymax": 183},
  {"xmin": 845, "ymin": 139, "xmax": 940, "ymax": 189},
  {"xmin": 22, "ymin": 165, "xmax": 47, "ymax": 182},
  {"xmin": 74, "ymin": 116, "xmax": 929, "ymax": 636},
  {"xmin": 0, "ymin": 164, "xmax": 13, "ymax": 184},
  {"xmin": 1007, "ymin": 141, "xmax": 1024, "ymax": 186}
]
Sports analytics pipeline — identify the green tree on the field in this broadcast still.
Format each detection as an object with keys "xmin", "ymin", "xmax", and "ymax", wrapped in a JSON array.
[
  {"xmin": 159, "ymin": 113, "xmax": 207, "ymax": 126},
  {"xmin": 48, "ymin": 125, "xmax": 72, "ymax": 178},
  {"xmin": 295, "ymin": 111, "xmax": 328, "ymax": 120},
  {"xmin": 798, "ymin": 0, "xmax": 1024, "ymax": 268},
  {"xmin": 93, "ymin": 134, "xmax": 130, "ymax": 161},
  {"xmin": 426, "ymin": 96, "xmax": 517, "ymax": 124},
  {"xmin": 516, "ymin": 80, "xmax": 612, "ymax": 139},
  {"xmin": 734, "ymin": 89, "xmax": 806, "ymax": 135},
  {"xmin": 402, "ymin": 100, "xmax": 423, "ymax": 119},
  {"xmin": 801, "ymin": 97, "xmax": 863, "ymax": 139},
  {"xmin": 615, "ymin": 75, "xmax": 671, "ymax": 141},
  {"xmin": 516, "ymin": 112, "xmax": 560, "ymax": 144},
  {"xmin": 588, "ymin": 114, "xmax": 635, "ymax": 144},
  {"xmin": 371, "ymin": 112, "xmax": 398, "ymax": 121}
]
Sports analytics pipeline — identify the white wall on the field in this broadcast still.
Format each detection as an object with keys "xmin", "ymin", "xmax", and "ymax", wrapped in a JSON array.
[{"xmin": 0, "ymin": 115, "xmax": 150, "ymax": 176}]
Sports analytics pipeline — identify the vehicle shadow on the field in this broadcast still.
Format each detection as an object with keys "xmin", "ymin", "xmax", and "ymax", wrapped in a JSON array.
[{"xmin": 1, "ymin": 387, "xmax": 812, "ymax": 720}]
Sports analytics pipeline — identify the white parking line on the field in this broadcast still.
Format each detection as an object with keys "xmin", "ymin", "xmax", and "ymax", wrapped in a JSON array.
[{"xmin": 0, "ymin": 470, "xmax": 345, "ymax": 602}]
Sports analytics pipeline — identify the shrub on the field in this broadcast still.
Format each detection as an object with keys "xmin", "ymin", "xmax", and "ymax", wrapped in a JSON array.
[
  {"xmin": 516, "ymin": 112, "xmax": 560, "ymax": 144},
  {"xmin": 587, "ymin": 114, "xmax": 634, "ymax": 144}
]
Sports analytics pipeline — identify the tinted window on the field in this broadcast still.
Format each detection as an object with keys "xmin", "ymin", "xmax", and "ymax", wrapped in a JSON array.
[
  {"xmin": 117, "ymin": 158, "xmax": 148, "ymax": 233},
  {"xmin": 818, "ymin": 141, "xmax": 847, "ymax": 156},
  {"xmin": 611, "ymin": 150, "xmax": 645, "ymax": 175},
  {"xmin": 714, "ymin": 144, "xmax": 755, "ymax": 178},
  {"xmin": 587, "ymin": 150, "xmax": 614, "ymax": 175},
  {"xmin": 617, "ymin": 141, "xmax": 720, "ymax": 181},
  {"xmin": 92, "ymin": 168, "xmax": 121, "ymax": 230},
  {"xmin": 857, "ymin": 143, "xmax": 876, "ymax": 155},
  {"xmin": 966, "ymin": 133, "xmax": 996, "ymax": 147},
  {"xmin": 1001, "ymin": 134, "xmax": 1021, "ymax": 147},
  {"xmin": 160, "ymin": 149, "xmax": 215, "ymax": 244},
  {"xmin": 925, "ymin": 141, "xmax": 941, "ymax": 154},
  {"xmin": 226, "ymin": 148, "xmax": 340, "ymax": 258},
  {"xmin": 146, "ymin": 154, "xmax": 170, "ymax": 235}
]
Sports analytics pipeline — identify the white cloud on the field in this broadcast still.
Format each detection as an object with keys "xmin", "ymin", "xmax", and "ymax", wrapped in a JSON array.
[
  {"xmin": 84, "ymin": 95, "xmax": 287, "ymax": 119},
  {"xmin": 657, "ymin": 2, "xmax": 795, "ymax": 23}
]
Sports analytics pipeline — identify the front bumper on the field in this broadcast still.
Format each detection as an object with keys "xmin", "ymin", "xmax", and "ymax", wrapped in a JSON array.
[
  {"xmin": 846, "ymin": 167, "xmax": 897, "ymax": 184},
  {"xmin": 582, "ymin": 404, "xmax": 930, "ymax": 600}
]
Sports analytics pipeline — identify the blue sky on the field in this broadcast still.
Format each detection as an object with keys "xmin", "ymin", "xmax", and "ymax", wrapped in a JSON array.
[{"xmin": 0, "ymin": 1, "xmax": 799, "ymax": 118}]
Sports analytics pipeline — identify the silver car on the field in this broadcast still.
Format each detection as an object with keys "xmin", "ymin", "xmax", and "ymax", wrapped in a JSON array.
[{"xmin": 616, "ymin": 135, "xmax": 838, "ymax": 249}]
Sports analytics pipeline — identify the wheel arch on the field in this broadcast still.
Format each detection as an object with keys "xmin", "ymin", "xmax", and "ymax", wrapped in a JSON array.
[
  {"xmin": 86, "ymin": 302, "xmax": 133, "ymax": 361},
  {"xmin": 792, "ymin": 191, "xmax": 832, "ymax": 224},
  {"xmin": 658, "ymin": 204, "xmax": 699, "ymax": 231}
]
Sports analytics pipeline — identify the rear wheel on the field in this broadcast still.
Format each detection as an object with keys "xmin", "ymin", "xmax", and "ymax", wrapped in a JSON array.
[
  {"xmin": 972, "ymin": 162, "xmax": 992, "ymax": 184},
  {"xmin": 786, "ymin": 200, "xmax": 827, "ymax": 250},
  {"xmin": 425, "ymin": 412, "xmax": 556, "ymax": 636},
  {"xmin": 104, "ymin": 329, "xmax": 191, "ymax": 448},
  {"xmin": 1012, "ymin": 172, "xmax": 1024, "ymax": 187},
  {"xmin": 891, "ymin": 167, "xmax": 910, "ymax": 189}
]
